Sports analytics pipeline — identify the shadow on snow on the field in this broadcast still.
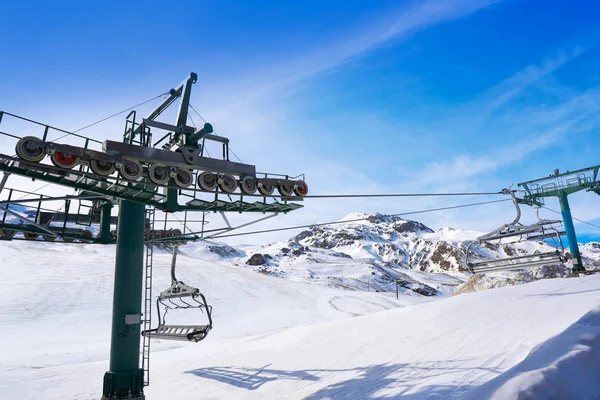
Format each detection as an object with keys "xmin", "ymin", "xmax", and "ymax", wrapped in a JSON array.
[{"xmin": 185, "ymin": 360, "xmax": 499, "ymax": 398}]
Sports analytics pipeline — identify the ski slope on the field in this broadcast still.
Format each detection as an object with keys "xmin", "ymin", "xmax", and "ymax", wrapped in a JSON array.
[{"xmin": 1, "ymin": 241, "xmax": 599, "ymax": 399}]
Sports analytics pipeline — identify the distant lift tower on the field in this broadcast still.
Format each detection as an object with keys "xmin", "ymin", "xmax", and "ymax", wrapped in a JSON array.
[{"xmin": 518, "ymin": 165, "xmax": 600, "ymax": 272}]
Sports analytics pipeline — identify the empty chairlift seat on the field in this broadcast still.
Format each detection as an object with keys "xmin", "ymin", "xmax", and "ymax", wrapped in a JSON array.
[
  {"xmin": 465, "ymin": 189, "xmax": 568, "ymax": 274},
  {"xmin": 468, "ymin": 249, "xmax": 566, "ymax": 274},
  {"xmin": 142, "ymin": 245, "xmax": 213, "ymax": 343},
  {"xmin": 151, "ymin": 324, "xmax": 210, "ymax": 342}
]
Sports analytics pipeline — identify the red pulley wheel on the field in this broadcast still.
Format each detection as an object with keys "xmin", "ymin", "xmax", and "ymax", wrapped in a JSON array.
[
  {"xmin": 294, "ymin": 181, "xmax": 308, "ymax": 196},
  {"xmin": 51, "ymin": 152, "xmax": 78, "ymax": 169}
]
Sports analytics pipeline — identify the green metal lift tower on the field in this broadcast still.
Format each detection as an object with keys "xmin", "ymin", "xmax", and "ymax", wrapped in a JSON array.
[
  {"xmin": 518, "ymin": 165, "xmax": 600, "ymax": 272},
  {"xmin": 0, "ymin": 72, "xmax": 307, "ymax": 399}
]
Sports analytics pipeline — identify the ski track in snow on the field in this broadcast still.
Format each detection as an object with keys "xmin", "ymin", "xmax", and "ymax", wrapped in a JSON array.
[{"xmin": 0, "ymin": 241, "xmax": 600, "ymax": 399}]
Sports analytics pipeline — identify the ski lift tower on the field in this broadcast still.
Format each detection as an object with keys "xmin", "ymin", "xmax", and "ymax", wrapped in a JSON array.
[
  {"xmin": 0, "ymin": 72, "xmax": 308, "ymax": 399},
  {"xmin": 518, "ymin": 165, "xmax": 600, "ymax": 272}
]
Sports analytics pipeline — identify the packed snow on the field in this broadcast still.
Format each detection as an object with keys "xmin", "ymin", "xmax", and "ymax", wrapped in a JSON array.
[{"xmin": 1, "ymin": 236, "xmax": 600, "ymax": 399}]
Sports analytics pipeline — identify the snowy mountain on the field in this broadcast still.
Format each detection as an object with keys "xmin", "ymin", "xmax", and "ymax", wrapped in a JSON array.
[
  {"xmin": 210, "ymin": 213, "xmax": 599, "ymax": 297},
  {"xmin": 581, "ymin": 242, "xmax": 600, "ymax": 267},
  {"xmin": 0, "ymin": 203, "xmax": 38, "ymax": 224}
]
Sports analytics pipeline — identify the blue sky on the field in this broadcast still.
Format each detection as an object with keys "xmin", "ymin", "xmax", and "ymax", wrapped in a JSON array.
[{"xmin": 1, "ymin": 0, "xmax": 600, "ymax": 244}]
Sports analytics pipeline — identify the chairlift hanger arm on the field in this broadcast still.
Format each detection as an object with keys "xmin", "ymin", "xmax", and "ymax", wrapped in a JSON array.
[
  {"xmin": 508, "ymin": 189, "xmax": 521, "ymax": 226},
  {"xmin": 170, "ymin": 245, "xmax": 179, "ymax": 282}
]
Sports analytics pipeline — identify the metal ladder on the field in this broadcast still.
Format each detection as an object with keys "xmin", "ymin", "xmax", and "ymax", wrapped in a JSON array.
[{"xmin": 141, "ymin": 206, "xmax": 155, "ymax": 386}]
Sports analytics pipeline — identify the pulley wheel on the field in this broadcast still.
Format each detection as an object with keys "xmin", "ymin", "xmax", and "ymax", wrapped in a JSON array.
[
  {"xmin": 277, "ymin": 184, "xmax": 294, "ymax": 197},
  {"xmin": 80, "ymin": 230, "xmax": 93, "ymax": 243},
  {"xmin": 110, "ymin": 230, "xmax": 117, "ymax": 240},
  {"xmin": 50, "ymin": 152, "xmax": 78, "ymax": 169},
  {"xmin": 148, "ymin": 164, "xmax": 170, "ymax": 185},
  {"xmin": 171, "ymin": 228, "xmax": 182, "ymax": 237},
  {"xmin": 294, "ymin": 180, "xmax": 309, "ymax": 196},
  {"xmin": 173, "ymin": 168, "xmax": 193, "ymax": 188},
  {"xmin": 219, "ymin": 175, "xmax": 238, "ymax": 193},
  {"xmin": 0, "ymin": 229, "xmax": 16, "ymax": 238},
  {"xmin": 89, "ymin": 159, "xmax": 116, "ymax": 176},
  {"xmin": 15, "ymin": 136, "xmax": 45, "ymax": 162},
  {"xmin": 42, "ymin": 234, "xmax": 57, "ymax": 242},
  {"xmin": 240, "ymin": 176, "xmax": 258, "ymax": 195},
  {"xmin": 198, "ymin": 172, "xmax": 218, "ymax": 191},
  {"xmin": 23, "ymin": 232, "xmax": 39, "ymax": 241},
  {"xmin": 258, "ymin": 180, "xmax": 275, "ymax": 196},
  {"xmin": 119, "ymin": 159, "xmax": 143, "ymax": 181}
]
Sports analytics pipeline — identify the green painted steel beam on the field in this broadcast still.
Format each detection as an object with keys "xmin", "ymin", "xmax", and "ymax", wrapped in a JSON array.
[
  {"xmin": 518, "ymin": 164, "xmax": 600, "ymax": 199},
  {"xmin": 0, "ymin": 160, "xmax": 303, "ymax": 214},
  {"xmin": 102, "ymin": 200, "xmax": 145, "ymax": 399},
  {"xmin": 521, "ymin": 186, "xmax": 590, "ymax": 198},
  {"xmin": 518, "ymin": 164, "xmax": 600, "ymax": 186},
  {"xmin": 0, "ymin": 222, "xmax": 98, "ymax": 242},
  {"xmin": 0, "ymin": 160, "xmax": 164, "ymax": 204}
]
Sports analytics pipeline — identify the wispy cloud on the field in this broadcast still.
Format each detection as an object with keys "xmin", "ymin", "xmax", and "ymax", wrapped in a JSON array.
[
  {"xmin": 404, "ymin": 46, "xmax": 600, "ymax": 189},
  {"xmin": 414, "ymin": 106, "xmax": 592, "ymax": 186},
  {"xmin": 200, "ymin": 0, "xmax": 504, "ymax": 108},
  {"xmin": 380, "ymin": 0, "xmax": 503, "ymax": 40},
  {"xmin": 484, "ymin": 46, "xmax": 593, "ymax": 113}
]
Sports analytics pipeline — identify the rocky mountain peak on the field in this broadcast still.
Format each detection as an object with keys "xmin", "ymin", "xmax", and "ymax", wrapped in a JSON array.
[
  {"xmin": 365, "ymin": 213, "xmax": 434, "ymax": 233},
  {"xmin": 290, "ymin": 213, "xmax": 434, "ymax": 248}
]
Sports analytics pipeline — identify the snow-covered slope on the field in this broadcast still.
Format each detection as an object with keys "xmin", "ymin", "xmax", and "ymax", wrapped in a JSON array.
[{"xmin": 1, "ymin": 240, "xmax": 599, "ymax": 399}]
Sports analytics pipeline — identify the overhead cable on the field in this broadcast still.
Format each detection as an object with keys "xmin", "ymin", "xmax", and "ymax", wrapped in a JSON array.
[
  {"xmin": 541, "ymin": 205, "xmax": 600, "ymax": 230},
  {"xmin": 302, "ymin": 191, "xmax": 502, "ymax": 198},
  {"xmin": 207, "ymin": 198, "xmax": 511, "ymax": 240},
  {"xmin": 51, "ymin": 92, "xmax": 170, "ymax": 141}
]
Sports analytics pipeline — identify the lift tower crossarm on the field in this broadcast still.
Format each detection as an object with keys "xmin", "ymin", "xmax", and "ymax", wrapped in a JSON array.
[{"xmin": 518, "ymin": 164, "xmax": 600, "ymax": 199}]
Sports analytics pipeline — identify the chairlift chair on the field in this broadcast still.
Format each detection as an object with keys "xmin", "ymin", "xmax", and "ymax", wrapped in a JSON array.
[
  {"xmin": 465, "ymin": 190, "xmax": 567, "ymax": 274},
  {"xmin": 142, "ymin": 245, "xmax": 213, "ymax": 342}
]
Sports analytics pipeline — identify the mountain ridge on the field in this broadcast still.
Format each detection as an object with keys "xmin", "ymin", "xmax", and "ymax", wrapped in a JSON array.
[{"xmin": 190, "ymin": 212, "xmax": 600, "ymax": 297}]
